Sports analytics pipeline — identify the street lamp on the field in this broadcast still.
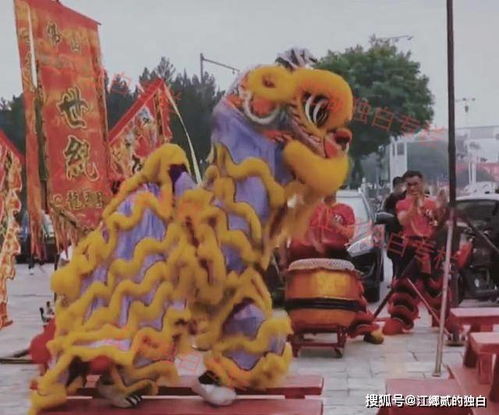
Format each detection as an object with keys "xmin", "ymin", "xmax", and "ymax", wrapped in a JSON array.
[
  {"xmin": 456, "ymin": 97, "xmax": 476, "ymax": 127},
  {"xmin": 200, "ymin": 53, "xmax": 240, "ymax": 83},
  {"xmin": 378, "ymin": 35, "xmax": 413, "ymax": 43}
]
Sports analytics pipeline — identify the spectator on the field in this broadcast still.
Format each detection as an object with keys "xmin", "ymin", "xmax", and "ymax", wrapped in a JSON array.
[
  {"xmin": 383, "ymin": 170, "xmax": 446, "ymax": 335},
  {"xmin": 383, "ymin": 177, "xmax": 406, "ymax": 277},
  {"xmin": 383, "ymin": 176, "xmax": 405, "ymax": 216}
]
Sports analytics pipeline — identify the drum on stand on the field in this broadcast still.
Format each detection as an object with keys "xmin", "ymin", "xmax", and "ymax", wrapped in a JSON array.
[{"xmin": 285, "ymin": 258, "xmax": 363, "ymax": 333}]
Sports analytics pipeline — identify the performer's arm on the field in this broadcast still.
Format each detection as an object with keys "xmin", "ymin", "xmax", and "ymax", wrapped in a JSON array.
[
  {"xmin": 398, "ymin": 198, "xmax": 419, "ymax": 227},
  {"xmin": 330, "ymin": 205, "xmax": 355, "ymax": 240}
]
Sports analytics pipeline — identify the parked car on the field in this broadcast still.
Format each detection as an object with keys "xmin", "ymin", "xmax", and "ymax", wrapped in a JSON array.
[{"xmin": 340, "ymin": 190, "xmax": 384, "ymax": 303}]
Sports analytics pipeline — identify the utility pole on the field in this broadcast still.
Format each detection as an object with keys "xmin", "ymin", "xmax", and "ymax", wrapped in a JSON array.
[{"xmin": 199, "ymin": 53, "xmax": 240, "ymax": 83}]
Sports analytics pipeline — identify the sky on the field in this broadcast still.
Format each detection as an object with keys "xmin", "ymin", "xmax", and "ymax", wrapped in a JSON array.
[{"xmin": 1, "ymin": 0, "xmax": 499, "ymax": 129}]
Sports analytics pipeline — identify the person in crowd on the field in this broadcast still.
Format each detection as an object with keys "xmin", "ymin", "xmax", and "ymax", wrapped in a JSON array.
[
  {"xmin": 383, "ymin": 170, "xmax": 447, "ymax": 335},
  {"xmin": 382, "ymin": 176, "xmax": 406, "ymax": 276}
]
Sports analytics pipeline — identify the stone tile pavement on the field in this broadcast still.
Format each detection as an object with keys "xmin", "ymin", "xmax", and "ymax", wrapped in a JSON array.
[{"xmin": 0, "ymin": 263, "xmax": 474, "ymax": 414}]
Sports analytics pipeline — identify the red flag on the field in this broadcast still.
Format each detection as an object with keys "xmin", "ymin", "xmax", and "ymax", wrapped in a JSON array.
[
  {"xmin": 109, "ymin": 79, "xmax": 173, "ymax": 180},
  {"xmin": 14, "ymin": 0, "xmax": 44, "ymax": 257},
  {"xmin": 14, "ymin": 0, "xmax": 112, "ymax": 248}
]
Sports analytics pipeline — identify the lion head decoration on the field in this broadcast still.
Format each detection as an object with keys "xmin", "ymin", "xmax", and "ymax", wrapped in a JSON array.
[{"xmin": 224, "ymin": 47, "xmax": 353, "ymax": 197}]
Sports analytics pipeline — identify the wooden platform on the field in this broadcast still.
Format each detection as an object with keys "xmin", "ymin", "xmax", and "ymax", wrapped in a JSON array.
[
  {"xmin": 448, "ymin": 364, "xmax": 499, "ymax": 415},
  {"xmin": 39, "ymin": 374, "xmax": 324, "ymax": 414},
  {"xmin": 449, "ymin": 308, "xmax": 499, "ymax": 331},
  {"xmin": 468, "ymin": 332, "xmax": 499, "ymax": 401},
  {"xmin": 76, "ymin": 375, "xmax": 323, "ymax": 399},
  {"xmin": 43, "ymin": 397, "xmax": 323, "ymax": 414}
]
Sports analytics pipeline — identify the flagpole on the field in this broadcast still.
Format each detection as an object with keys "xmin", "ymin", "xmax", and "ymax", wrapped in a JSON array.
[{"xmin": 434, "ymin": 0, "xmax": 457, "ymax": 377}]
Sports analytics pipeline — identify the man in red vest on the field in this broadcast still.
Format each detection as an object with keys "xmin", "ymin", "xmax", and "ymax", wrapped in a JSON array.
[{"xmin": 383, "ymin": 170, "xmax": 446, "ymax": 335}]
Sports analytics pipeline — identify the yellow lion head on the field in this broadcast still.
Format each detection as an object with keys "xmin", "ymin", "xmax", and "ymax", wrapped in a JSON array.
[{"xmin": 243, "ymin": 63, "xmax": 353, "ymax": 196}]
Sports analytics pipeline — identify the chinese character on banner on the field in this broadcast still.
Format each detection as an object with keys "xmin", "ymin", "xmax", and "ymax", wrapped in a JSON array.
[
  {"xmin": 372, "ymin": 108, "xmax": 394, "ymax": 131},
  {"xmin": 46, "ymin": 22, "xmax": 62, "ymax": 46},
  {"xmin": 353, "ymin": 98, "xmax": 371, "ymax": 123},
  {"xmin": 63, "ymin": 136, "xmax": 99, "ymax": 181},
  {"xmin": 397, "ymin": 114, "xmax": 421, "ymax": 135},
  {"xmin": 82, "ymin": 190, "xmax": 104, "ymax": 209},
  {"xmin": 66, "ymin": 191, "xmax": 84, "ymax": 211},
  {"xmin": 57, "ymin": 86, "xmax": 89, "ymax": 129}
]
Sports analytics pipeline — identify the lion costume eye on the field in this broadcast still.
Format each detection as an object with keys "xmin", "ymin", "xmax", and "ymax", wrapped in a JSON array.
[{"xmin": 303, "ymin": 93, "xmax": 329, "ymax": 128}]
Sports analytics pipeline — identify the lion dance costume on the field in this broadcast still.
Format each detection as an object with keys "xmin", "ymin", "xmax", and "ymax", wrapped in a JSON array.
[{"xmin": 29, "ymin": 49, "xmax": 354, "ymax": 414}]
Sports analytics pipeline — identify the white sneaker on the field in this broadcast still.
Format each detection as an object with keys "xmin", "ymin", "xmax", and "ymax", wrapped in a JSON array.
[
  {"xmin": 96, "ymin": 378, "xmax": 143, "ymax": 408},
  {"xmin": 191, "ymin": 378, "xmax": 236, "ymax": 406}
]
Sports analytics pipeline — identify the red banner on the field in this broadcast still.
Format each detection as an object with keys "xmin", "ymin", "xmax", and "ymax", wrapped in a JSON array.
[
  {"xmin": 0, "ymin": 130, "xmax": 23, "ymax": 329},
  {"xmin": 14, "ymin": 0, "xmax": 44, "ymax": 257},
  {"xmin": 15, "ymin": 0, "xmax": 112, "ymax": 247},
  {"xmin": 109, "ymin": 79, "xmax": 173, "ymax": 180}
]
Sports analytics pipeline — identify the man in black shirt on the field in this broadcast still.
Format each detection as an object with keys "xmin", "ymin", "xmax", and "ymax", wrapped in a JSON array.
[
  {"xmin": 383, "ymin": 177, "xmax": 405, "ymax": 216},
  {"xmin": 383, "ymin": 176, "xmax": 406, "ymax": 276}
]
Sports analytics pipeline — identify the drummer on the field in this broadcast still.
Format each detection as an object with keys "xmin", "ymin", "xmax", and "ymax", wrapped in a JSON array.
[
  {"xmin": 279, "ymin": 192, "xmax": 384, "ymax": 345},
  {"xmin": 280, "ymin": 193, "xmax": 355, "ymax": 264}
]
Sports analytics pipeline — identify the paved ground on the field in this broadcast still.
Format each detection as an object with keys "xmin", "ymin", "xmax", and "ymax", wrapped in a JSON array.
[{"xmin": 0, "ymin": 261, "xmax": 487, "ymax": 415}]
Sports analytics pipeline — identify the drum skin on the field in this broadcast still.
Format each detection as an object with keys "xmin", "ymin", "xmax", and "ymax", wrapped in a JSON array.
[{"xmin": 285, "ymin": 268, "xmax": 361, "ymax": 332}]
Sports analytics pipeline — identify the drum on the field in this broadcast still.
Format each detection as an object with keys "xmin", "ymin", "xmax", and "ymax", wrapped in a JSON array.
[{"xmin": 285, "ymin": 258, "xmax": 362, "ymax": 332}]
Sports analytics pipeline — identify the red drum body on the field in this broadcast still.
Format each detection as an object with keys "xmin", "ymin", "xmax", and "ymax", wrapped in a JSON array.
[{"xmin": 285, "ymin": 258, "xmax": 362, "ymax": 332}]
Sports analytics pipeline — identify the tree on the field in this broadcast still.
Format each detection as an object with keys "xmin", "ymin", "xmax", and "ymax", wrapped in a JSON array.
[
  {"xmin": 0, "ymin": 94, "xmax": 26, "ymax": 154},
  {"xmin": 317, "ymin": 36, "xmax": 434, "ymax": 186},
  {"xmin": 139, "ymin": 57, "xmax": 224, "ymax": 174},
  {"xmin": 407, "ymin": 142, "xmax": 448, "ymax": 184},
  {"xmin": 106, "ymin": 73, "xmax": 135, "ymax": 129}
]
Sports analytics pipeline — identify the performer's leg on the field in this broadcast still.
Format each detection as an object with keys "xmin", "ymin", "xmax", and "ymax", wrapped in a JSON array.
[
  {"xmin": 194, "ymin": 291, "xmax": 292, "ymax": 406},
  {"xmin": 324, "ymin": 248, "xmax": 383, "ymax": 344},
  {"xmin": 383, "ymin": 247, "xmax": 420, "ymax": 335},
  {"xmin": 347, "ymin": 280, "xmax": 383, "ymax": 344}
]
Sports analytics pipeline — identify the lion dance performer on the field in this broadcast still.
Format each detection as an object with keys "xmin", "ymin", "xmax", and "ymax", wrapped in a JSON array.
[{"xmin": 29, "ymin": 48, "xmax": 355, "ymax": 414}]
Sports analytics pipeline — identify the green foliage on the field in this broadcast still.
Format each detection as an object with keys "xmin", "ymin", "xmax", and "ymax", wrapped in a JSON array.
[
  {"xmin": 0, "ymin": 95, "xmax": 27, "ymax": 207},
  {"xmin": 106, "ymin": 73, "xmax": 135, "ymax": 129},
  {"xmin": 316, "ymin": 36, "xmax": 434, "ymax": 186},
  {"xmin": 138, "ymin": 58, "xmax": 223, "ymax": 174},
  {"xmin": 407, "ymin": 141, "xmax": 448, "ymax": 183},
  {"xmin": 0, "ymin": 95, "xmax": 26, "ymax": 154}
]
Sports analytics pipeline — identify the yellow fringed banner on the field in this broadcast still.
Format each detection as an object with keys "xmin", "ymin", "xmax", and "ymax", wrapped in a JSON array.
[{"xmin": 0, "ymin": 130, "xmax": 23, "ymax": 329}]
